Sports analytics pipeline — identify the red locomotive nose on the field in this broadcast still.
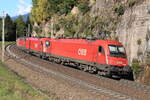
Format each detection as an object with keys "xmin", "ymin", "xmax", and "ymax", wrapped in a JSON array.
[
  {"xmin": 107, "ymin": 44, "xmax": 128, "ymax": 67},
  {"xmin": 108, "ymin": 58, "xmax": 128, "ymax": 67}
]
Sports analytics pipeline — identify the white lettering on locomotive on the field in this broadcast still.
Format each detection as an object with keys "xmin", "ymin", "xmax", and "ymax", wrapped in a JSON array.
[{"xmin": 78, "ymin": 48, "xmax": 87, "ymax": 56}]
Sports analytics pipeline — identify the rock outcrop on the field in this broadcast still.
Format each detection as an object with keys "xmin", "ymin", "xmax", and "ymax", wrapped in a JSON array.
[{"xmin": 116, "ymin": 0, "xmax": 150, "ymax": 64}]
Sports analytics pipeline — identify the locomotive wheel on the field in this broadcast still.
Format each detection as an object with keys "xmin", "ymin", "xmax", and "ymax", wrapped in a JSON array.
[
  {"xmin": 88, "ymin": 66, "xmax": 97, "ymax": 74},
  {"xmin": 56, "ymin": 59, "xmax": 62, "ymax": 64},
  {"xmin": 98, "ymin": 70, "xmax": 106, "ymax": 76},
  {"xmin": 79, "ymin": 64, "xmax": 88, "ymax": 72}
]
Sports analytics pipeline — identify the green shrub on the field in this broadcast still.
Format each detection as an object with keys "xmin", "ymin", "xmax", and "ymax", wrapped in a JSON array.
[
  {"xmin": 78, "ymin": 1, "xmax": 90, "ymax": 14},
  {"xmin": 146, "ymin": 34, "xmax": 149, "ymax": 42},
  {"xmin": 131, "ymin": 59, "xmax": 140, "ymax": 77},
  {"xmin": 146, "ymin": 56, "xmax": 150, "ymax": 66},
  {"xmin": 114, "ymin": 4, "xmax": 125, "ymax": 16},
  {"xmin": 31, "ymin": 0, "xmax": 79, "ymax": 23},
  {"xmin": 34, "ymin": 26, "xmax": 42, "ymax": 34},
  {"xmin": 50, "ymin": 0, "xmax": 79, "ymax": 15},
  {"xmin": 137, "ymin": 39, "xmax": 142, "ymax": 45},
  {"xmin": 128, "ymin": 0, "xmax": 136, "ymax": 8},
  {"xmin": 58, "ymin": 15, "xmax": 78, "ymax": 37},
  {"xmin": 147, "ymin": 28, "xmax": 150, "ymax": 42},
  {"xmin": 54, "ymin": 24, "xmax": 60, "ymax": 31},
  {"xmin": 148, "ymin": 8, "xmax": 150, "ymax": 14}
]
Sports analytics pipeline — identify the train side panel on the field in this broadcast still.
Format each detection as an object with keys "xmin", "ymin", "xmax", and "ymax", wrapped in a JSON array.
[
  {"xmin": 16, "ymin": 38, "xmax": 26, "ymax": 48},
  {"xmin": 29, "ymin": 38, "xmax": 43, "ymax": 52},
  {"xmin": 25, "ymin": 38, "xmax": 31, "ymax": 49},
  {"xmin": 47, "ymin": 39, "xmax": 97, "ymax": 63}
]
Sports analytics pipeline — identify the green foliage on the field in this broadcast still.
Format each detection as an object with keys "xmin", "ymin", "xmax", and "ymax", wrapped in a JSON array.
[
  {"xmin": 58, "ymin": 14, "xmax": 94, "ymax": 38},
  {"xmin": 114, "ymin": 4, "xmax": 125, "ymax": 16},
  {"xmin": 31, "ymin": 0, "xmax": 120, "ymax": 38},
  {"xmin": 146, "ymin": 55, "xmax": 150, "ymax": 66},
  {"xmin": 0, "ymin": 42, "xmax": 15, "ymax": 48},
  {"xmin": 78, "ymin": 1, "xmax": 90, "ymax": 14},
  {"xmin": 131, "ymin": 59, "xmax": 140, "ymax": 77},
  {"xmin": 137, "ymin": 39, "xmax": 142, "ymax": 45},
  {"xmin": 146, "ymin": 34, "xmax": 149, "ymax": 42},
  {"xmin": 53, "ymin": 24, "xmax": 60, "ymax": 31},
  {"xmin": 57, "ymin": 0, "xmax": 78, "ymax": 15},
  {"xmin": 0, "ymin": 14, "xmax": 30, "ymax": 41},
  {"xmin": 146, "ymin": 28, "xmax": 150, "ymax": 42},
  {"xmin": 148, "ymin": 9, "xmax": 150, "ymax": 14},
  {"xmin": 5, "ymin": 14, "xmax": 16, "ymax": 41},
  {"xmin": 128, "ymin": 0, "xmax": 136, "ymax": 8},
  {"xmin": 31, "ymin": 0, "xmax": 79, "ymax": 23},
  {"xmin": 0, "ymin": 14, "xmax": 16, "ymax": 41},
  {"xmin": 49, "ymin": 0, "xmax": 78, "ymax": 15},
  {"xmin": 14, "ymin": 15, "xmax": 26, "ymax": 37},
  {"xmin": 32, "ymin": 0, "xmax": 38, "ymax": 6},
  {"xmin": 0, "ymin": 18, "xmax": 2, "ymax": 40},
  {"xmin": 31, "ymin": 0, "xmax": 52, "ymax": 24},
  {"xmin": 58, "ymin": 15, "xmax": 78, "ymax": 36},
  {"xmin": 26, "ymin": 16, "xmax": 32, "ymax": 36},
  {"xmin": 56, "ymin": 11, "xmax": 117, "ymax": 39},
  {"xmin": 34, "ymin": 26, "xmax": 42, "ymax": 34}
]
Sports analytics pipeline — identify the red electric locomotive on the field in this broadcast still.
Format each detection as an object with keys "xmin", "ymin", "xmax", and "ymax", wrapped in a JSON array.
[{"xmin": 16, "ymin": 37, "xmax": 133, "ymax": 78}]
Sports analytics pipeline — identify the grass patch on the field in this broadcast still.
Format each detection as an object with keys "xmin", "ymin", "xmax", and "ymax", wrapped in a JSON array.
[
  {"xmin": 0, "ymin": 61, "xmax": 51, "ymax": 100},
  {"xmin": 0, "ymin": 41, "xmax": 15, "ymax": 48}
]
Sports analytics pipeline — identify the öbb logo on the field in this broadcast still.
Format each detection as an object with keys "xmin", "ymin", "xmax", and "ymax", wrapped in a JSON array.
[{"xmin": 78, "ymin": 48, "xmax": 87, "ymax": 56}]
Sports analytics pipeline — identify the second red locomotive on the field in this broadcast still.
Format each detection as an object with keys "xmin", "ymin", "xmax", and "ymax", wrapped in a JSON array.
[{"xmin": 16, "ymin": 37, "xmax": 133, "ymax": 78}]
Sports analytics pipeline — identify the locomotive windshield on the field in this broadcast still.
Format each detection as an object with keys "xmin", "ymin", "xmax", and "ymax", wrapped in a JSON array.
[{"xmin": 109, "ymin": 45, "xmax": 126, "ymax": 58}]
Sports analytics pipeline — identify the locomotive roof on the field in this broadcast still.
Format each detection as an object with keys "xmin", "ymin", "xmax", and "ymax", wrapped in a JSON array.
[
  {"xmin": 18, "ymin": 37, "xmax": 123, "ymax": 46},
  {"xmin": 43, "ymin": 38, "xmax": 123, "ymax": 46}
]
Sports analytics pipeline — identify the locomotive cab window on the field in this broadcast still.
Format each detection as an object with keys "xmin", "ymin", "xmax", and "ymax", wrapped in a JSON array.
[
  {"xmin": 109, "ymin": 45, "xmax": 126, "ymax": 58},
  {"xmin": 98, "ymin": 46, "xmax": 104, "ymax": 53},
  {"xmin": 45, "ymin": 40, "xmax": 50, "ymax": 47}
]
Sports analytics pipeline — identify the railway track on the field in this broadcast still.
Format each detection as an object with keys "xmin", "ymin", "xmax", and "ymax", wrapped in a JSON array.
[{"xmin": 5, "ymin": 44, "xmax": 150, "ymax": 100}]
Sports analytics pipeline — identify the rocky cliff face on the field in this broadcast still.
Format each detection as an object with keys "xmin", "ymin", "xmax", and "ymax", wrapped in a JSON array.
[{"xmin": 116, "ymin": 0, "xmax": 150, "ymax": 64}]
